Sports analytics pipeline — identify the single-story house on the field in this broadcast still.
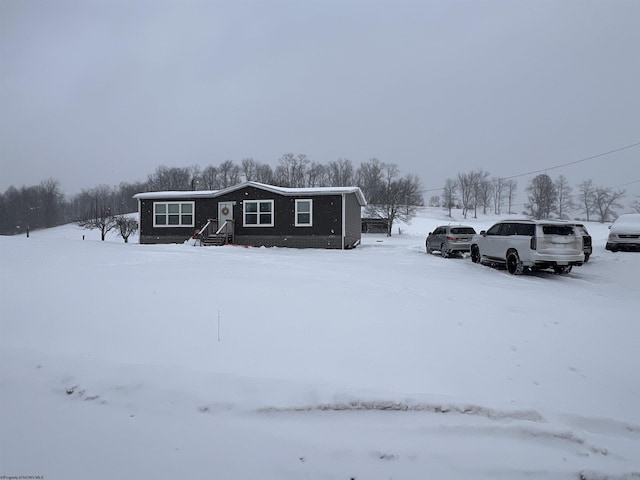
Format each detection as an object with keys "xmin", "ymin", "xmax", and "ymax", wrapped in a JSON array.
[{"xmin": 133, "ymin": 181, "xmax": 367, "ymax": 249}]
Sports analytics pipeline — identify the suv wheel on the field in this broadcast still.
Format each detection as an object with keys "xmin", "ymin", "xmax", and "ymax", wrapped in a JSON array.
[
  {"xmin": 440, "ymin": 244, "xmax": 449, "ymax": 258},
  {"xmin": 583, "ymin": 253, "xmax": 590, "ymax": 262},
  {"xmin": 553, "ymin": 265, "xmax": 572, "ymax": 274},
  {"xmin": 506, "ymin": 251, "xmax": 524, "ymax": 275},
  {"xmin": 426, "ymin": 241, "xmax": 432, "ymax": 254},
  {"xmin": 471, "ymin": 245, "xmax": 481, "ymax": 264}
]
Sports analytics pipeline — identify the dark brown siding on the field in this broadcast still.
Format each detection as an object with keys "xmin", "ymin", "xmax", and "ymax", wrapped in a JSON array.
[
  {"xmin": 138, "ymin": 197, "xmax": 217, "ymax": 244},
  {"xmin": 344, "ymin": 193, "xmax": 363, "ymax": 248},
  {"xmin": 137, "ymin": 185, "xmax": 363, "ymax": 249},
  {"xmin": 214, "ymin": 186, "xmax": 344, "ymax": 245}
]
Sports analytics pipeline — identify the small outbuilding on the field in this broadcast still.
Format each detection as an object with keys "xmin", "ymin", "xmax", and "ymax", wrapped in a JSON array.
[
  {"xmin": 133, "ymin": 181, "xmax": 366, "ymax": 249},
  {"xmin": 361, "ymin": 217, "xmax": 389, "ymax": 234}
]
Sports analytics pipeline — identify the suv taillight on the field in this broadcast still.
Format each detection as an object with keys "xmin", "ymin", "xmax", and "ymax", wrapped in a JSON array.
[{"xmin": 530, "ymin": 236, "xmax": 537, "ymax": 250}]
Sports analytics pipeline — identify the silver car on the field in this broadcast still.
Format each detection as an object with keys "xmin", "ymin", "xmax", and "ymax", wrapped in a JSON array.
[
  {"xmin": 426, "ymin": 225, "xmax": 477, "ymax": 257},
  {"xmin": 606, "ymin": 213, "xmax": 640, "ymax": 252}
]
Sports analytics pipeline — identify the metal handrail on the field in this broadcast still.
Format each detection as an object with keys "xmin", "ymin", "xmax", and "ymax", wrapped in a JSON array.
[
  {"xmin": 215, "ymin": 220, "xmax": 229, "ymax": 235},
  {"xmin": 197, "ymin": 219, "xmax": 213, "ymax": 237},
  {"xmin": 215, "ymin": 219, "xmax": 234, "ymax": 244}
]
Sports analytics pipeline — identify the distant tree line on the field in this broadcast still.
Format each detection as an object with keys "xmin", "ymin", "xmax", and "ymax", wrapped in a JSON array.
[
  {"xmin": 438, "ymin": 170, "xmax": 626, "ymax": 222},
  {"xmin": 0, "ymin": 155, "xmax": 423, "ymax": 236},
  {"xmin": 437, "ymin": 170, "xmax": 518, "ymax": 219},
  {"xmin": 0, "ymin": 179, "xmax": 147, "ymax": 236},
  {"xmin": 4, "ymin": 154, "xmax": 631, "ymax": 236}
]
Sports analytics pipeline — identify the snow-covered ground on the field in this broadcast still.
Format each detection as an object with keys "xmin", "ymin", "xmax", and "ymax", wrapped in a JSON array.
[{"xmin": 1, "ymin": 208, "xmax": 639, "ymax": 480}]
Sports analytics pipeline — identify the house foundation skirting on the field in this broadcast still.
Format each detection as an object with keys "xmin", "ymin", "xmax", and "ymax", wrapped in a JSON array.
[
  {"xmin": 234, "ymin": 235, "xmax": 344, "ymax": 249},
  {"xmin": 140, "ymin": 234, "xmax": 191, "ymax": 244}
]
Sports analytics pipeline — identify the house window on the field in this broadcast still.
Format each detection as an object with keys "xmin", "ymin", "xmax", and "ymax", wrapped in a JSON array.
[
  {"xmin": 295, "ymin": 199, "xmax": 312, "ymax": 226},
  {"xmin": 153, "ymin": 202, "xmax": 194, "ymax": 227},
  {"xmin": 244, "ymin": 200, "xmax": 274, "ymax": 226}
]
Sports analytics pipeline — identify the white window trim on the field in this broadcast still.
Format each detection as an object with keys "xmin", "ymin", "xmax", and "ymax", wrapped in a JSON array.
[
  {"xmin": 153, "ymin": 201, "xmax": 195, "ymax": 228},
  {"xmin": 243, "ymin": 199, "xmax": 274, "ymax": 227},
  {"xmin": 295, "ymin": 199, "xmax": 313, "ymax": 227}
]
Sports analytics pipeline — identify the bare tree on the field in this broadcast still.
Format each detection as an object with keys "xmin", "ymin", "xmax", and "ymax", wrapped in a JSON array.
[
  {"xmin": 241, "ymin": 158, "xmax": 258, "ymax": 182},
  {"xmin": 492, "ymin": 177, "xmax": 506, "ymax": 215},
  {"xmin": 39, "ymin": 178, "xmax": 65, "ymax": 227},
  {"xmin": 525, "ymin": 174, "xmax": 557, "ymax": 219},
  {"xmin": 554, "ymin": 175, "xmax": 574, "ymax": 219},
  {"xmin": 443, "ymin": 178, "xmax": 457, "ymax": 217},
  {"xmin": 428, "ymin": 195, "xmax": 441, "ymax": 207},
  {"xmin": 365, "ymin": 163, "xmax": 422, "ymax": 236},
  {"xmin": 631, "ymin": 196, "xmax": 640, "ymax": 214},
  {"xmin": 505, "ymin": 179, "xmax": 517, "ymax": 214},
  {"xmin": 401, "ymin": 173, "xmax": 424, "ymax": 215},
  {"xmin": 77, "ymin": 195, "xmax": 117, "ymax": 241},
  {"xmin": 274, "ymin": 153, "xmax": 309, "ymax": 188},
  {"xmin": 255, "ymin": 163, "xmax": 274, "ymax": 184},
  {"xmin": 188, "ymin": 165, "xmax": 202, "ymax": 190},
  {"xmin": 147, "ymin": 166, "xmax": 191, "ymax": 191},
  {"xmin": 356, "ymin": 158, "xmax": 385, "ymax": 204},
  {"xmin": 306, "ymin": 161, "xmax": 328, "ymax": 187},
  {"xmin": 578, "ymin": 180, "xmax": 596, "ymax": 221},
  {"xmin": 73, "ymin": 185, "xmax": 120, "ymax": 240},
  {"xmin": 218, "ymin": 160, "xmax": 241, "ymax": 188},
  {"xmin": 115, "ymin": 215, "xmax": 138, "ymax": 243},
  {"xmin": 456, "ymin": 172, "xmax": 475, "ymax": 219},
  {"xmin": 592, "ymin": 187, "xmax": 625, "ymax": 222},
  {"xmin": 474, "ymin": 170, "xmax": 492, "ymax": 216},
  {"xmin": 327, "ymin": 158, "xmax": 355, "ymax": 186},
  {"xmin": 114, "ymin": 181, "xmax": 148, "ymax": 214},
  {"xmin": 201, "ymin": 165, "xmax": 219, "ymax": 190}
]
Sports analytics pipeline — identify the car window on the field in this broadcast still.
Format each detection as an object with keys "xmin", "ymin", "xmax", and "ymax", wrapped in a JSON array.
[
  {"xmin": 515, "ymin": 224, "xmax": 535, "ymax": 236},
  {"xmin": 451, "ymin": 227, "xmax": 476, "ymax": 235},
  {"xmin": 433, "ymin": 227, "xmax": 443, "ymax": 235},
  {"xmin": 499, "ymin": 223, "xmax": 517, "ymax": 236},
  {"xmin": 542, "ymin": 225, "xmax": 574, "ymax": 235},
  {"xmin": 486, "ymin": 224, "xmax": 501, "ymax": 235}
]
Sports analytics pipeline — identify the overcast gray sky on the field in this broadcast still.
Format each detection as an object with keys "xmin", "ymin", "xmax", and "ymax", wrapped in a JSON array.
[{"xmin": 1, "ymin": 0, "xmax": 639, "ymax": 203}]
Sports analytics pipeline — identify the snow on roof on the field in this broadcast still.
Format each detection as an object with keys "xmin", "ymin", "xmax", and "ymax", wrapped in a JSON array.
[
  {"xmin": 133, "ymin": 181, "xmax": 367, "ymax": 205},
  {"xmin": 133, "ymin": 190, "xmax": 219, "ymax": 200}
]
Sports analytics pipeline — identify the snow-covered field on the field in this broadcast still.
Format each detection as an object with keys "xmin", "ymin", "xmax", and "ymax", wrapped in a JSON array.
[{"xmin": 1, "ymin": 208, "xmax": 639, "ymax": 480}]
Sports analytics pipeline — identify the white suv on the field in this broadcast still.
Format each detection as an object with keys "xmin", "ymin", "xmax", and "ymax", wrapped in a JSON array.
[{"xmin": 470, "ymin": 220, "xmax": 584, "ymax": 275}]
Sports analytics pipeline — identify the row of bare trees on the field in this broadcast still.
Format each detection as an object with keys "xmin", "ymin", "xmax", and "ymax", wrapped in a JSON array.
[
  {"xmin": 438, "ymin": 169, "xmax": 628, "ymax": 222},
  {"xmin": 1, "ymin": 155, "xmax": 424, "ymax": 236},
  {"xmin": 0, "ymin": 179, "xmax": 66, "ymax": 234},
  {"xmin": 145, "ymin": 156, "xmax": 423, "ymax": 235},
  {"xmin": 145, "ymin": 155, "xmax": 364, "ymax": 191},
  {"xmin": 440, "ymin": 171, "xmax": 518, "ymax": 219},
  {"xmin": 575, "ymin": 179, "xmax": 627, "ymax": 222},
  {"xmin": 523, "ymin": 174, "xmax": 626, "ymax": 222}
]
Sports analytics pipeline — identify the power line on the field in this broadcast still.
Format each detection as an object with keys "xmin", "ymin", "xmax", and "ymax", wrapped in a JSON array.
[
  {"xmin": 614, "ymin": 179, "xmax": 640, "ymax": 188},
  {"xmin": 422, "ymin": 141, "xmax": 640, "ymax": 194},
  {"xmin": 500, "ymin": 142, "xmax": 640, "ymax": 181}
]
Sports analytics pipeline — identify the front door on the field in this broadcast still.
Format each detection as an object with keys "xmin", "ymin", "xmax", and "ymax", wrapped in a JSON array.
[{"xmin": 218, "ymin": 202, "xmax": 234, "ymax": 231}]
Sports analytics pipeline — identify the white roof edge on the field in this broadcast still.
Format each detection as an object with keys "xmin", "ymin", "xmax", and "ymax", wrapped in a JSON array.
[
  {"xmin": 133, "ymin": 190, "xmax": 219, "ymax": 199},
  {"xmin": 133, "ymin": 181, "xmax": 367, "ymax": 205},
  {"xmin": 239, "ymin": 181, "xmax": 367, "ymax": 206}
]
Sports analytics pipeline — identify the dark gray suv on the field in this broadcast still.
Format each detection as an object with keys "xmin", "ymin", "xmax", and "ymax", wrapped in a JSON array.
[{"xmin": 426, "ymin": 225, "xmax": 477, "ymax": 257}]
